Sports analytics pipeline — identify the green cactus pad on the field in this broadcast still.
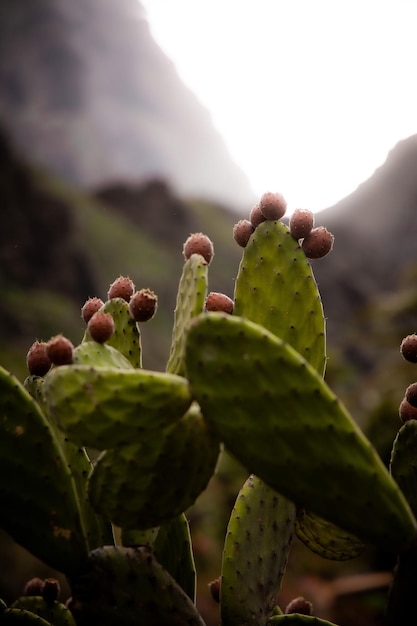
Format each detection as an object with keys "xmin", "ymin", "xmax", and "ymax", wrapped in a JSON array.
[
  {"xmin": 295, "ymin": 509, "xmax": 365, "ymax": 561},
  {"xmin": 0, "ymin": 366, "xmax": 93, "ymax": 575},
  {"xmin": 185, "ymin": 313, "xmax": 417, "ymax": 552},
  {"xmin": 221, "ymin": 474, "xmax": 296, "ymax": 626},
  {"xmin": 73, "ymin": 342, "xmax": 133, "ymax": 369},
  {"xmin": 166, "ymin": 253, "xmax": 208, "ymax": 376},
  {"xmin": 234, "ymin": 220, "xmax": 326, "ymax": 375},
  {"xmin": 267, "ymin": 615, "xmax": 338, "ymax": 625},
  {"xmin": 69, "ymin": 545, "xmax": 206, "ymax": 626},
  {"xmin": 88, "ymin": 402, "xmax": 220, "ymax": 529},
  {"xmin": 44, "ymin": 365, "xmax": 193, "ymax": 449},
  {"xmin": 121, "ymin": 514, "xmax": 196, "ymax": 601},
  {"xmin": 390, "ymin": 420, "xmax": 417, "ymax": 519},
  {"xmin": 83, "ymin": 297, "xmax": 142, "ymax": 368},
  {"xmin": 0, "ymin": 609, "xmax": 53, "ymax": 625},
  {"xmin": 11, "ymin": 598, "xmax": 76, "ymax": 626}
]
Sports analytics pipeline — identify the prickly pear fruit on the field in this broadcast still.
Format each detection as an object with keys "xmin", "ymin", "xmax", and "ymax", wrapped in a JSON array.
[
  {"xmin": 87, "ymin": 312, "xmax": 115, "ymax": 343},
  {"xmin": 83, "ymin": 298, "xmax": 142, "ymax": 368},
  {"xmin": 221, "ymin": 474, "xmax": 296, "ymax": 626},
  {"xmin": 107, "ymin": 275, "xmax": 135, "ymax": 301},
  {"xmin": 166, "ymin": 253, "xmax": 208, "ymax": 376},
  {"xmin": 233, "ymin": 219, "xmax": 326, "ymax": 375},
  {"xmin": 129, "ymin": 288, "xmax": 158, "ymax": 322},
  {"xmin": 81, "ymin": 297, "xmax": 104, "ymax": 324},
  {"xmin": 398, "ymin": 397, "xmax": 417, "ymax": 423},
  {"xmin": 183, "ymin": 232, "xmax": 214, "ymax": 264},
  {"xmin": 233, "ymin": 219, "xmax": 254, "ymax": 248},
  {"xmin": 259, "ymin": 191, "xmax": 287, "ymax": 220},
  {"xmin": 46, "ymin": 335, "xmax": 74, "ymax": 366},
  {"xmin": 11, "ymin": 597, "xmax": 76, "ymax": 626},
  {"xmin": 249, "ymin": 204, "xmax": 266, "ymax": 228},
  {"xmin": 88, "ymin": 402, "xmax": 219, "ymax": 529},
  {"xmin": 289, "ymin": 209, "xmax": 315, "ymax": 240},
  {"xmin": 295, "ymin": 509, "xmax": 365, "ymax": 561},
  {"xmin": 285, "ymin": 597, "xmax": 313, "ymax": 615},
  {"xmin": 390, "ymin": 420, "xmax": 417, "ymax": 518},
  {"xmin": 301, "ymin": 226, "xmax": 334, "ymax": 259},
  {"xmin": 69, "ymin": 545, "xmax": 206, "ymax": 626},
  {"xmin": 44, "ymin": 365, "xmax": 193, "ymax": 450},
  {"xmin": 185, "ymin": 313, "xmax": 417, "ymax": 552},
  {"xmin": 0, "ymin": 366, "xmax": 92, "ymax": 575},
  {"xmin": 26, "ymin": 341, "xmax": 51, "ymax": 377},
  {"xmin": 205, "ymin": 292, "xmax": 234, "ymax": 314}
]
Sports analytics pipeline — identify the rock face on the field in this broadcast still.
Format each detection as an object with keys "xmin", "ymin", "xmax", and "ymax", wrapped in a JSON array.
[{"xmin": 0, "ymin": 0, "xmax": 256, "ymax": 210}]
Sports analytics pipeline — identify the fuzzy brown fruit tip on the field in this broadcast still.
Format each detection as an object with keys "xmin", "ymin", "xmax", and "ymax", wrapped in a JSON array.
[
  {"xmin": 129, "ymin": 288, "xmax": 158, "ymax": 322},
  {"xmin": 26, "ymin": 341, "xmax": 51, "ymax": 377},
  {"xmin": 301, "ymin": 226, "xmax": 334, "ymax": 259},
  {"xmin": 46, "ymin": 335, "xmax": 74, "ymax": 366},
  {"xmin": 81, "ymin": 297, "xmax": 104, "ymax": 324},
  {"xmin": 233, "ymin": 219, "xmax": 254, "ymax": 248},
  {"xmin": 205, "ymin": 292, "xmax": 234, "ymax": 314},
  {"xmin": 182, "ymin": 233, "xmax": 214, "ymax": 264},
  {"xmin": 259, "ymin": 191, "xmax": 287, "ymax": 220},
  {"xmin": 289, "ymin": 208, "xmax": 315, "ymax": 240},
  {"xmin": 88, "ymin": 312, "xmax": 115, "ymax": 343},
  {"xmin": 400, "ymin": 334, "xmax": 417, "ymax": 363},
  {"xmin": 107, "ymin": 276, "xmax": 135, "ymax": 302}
]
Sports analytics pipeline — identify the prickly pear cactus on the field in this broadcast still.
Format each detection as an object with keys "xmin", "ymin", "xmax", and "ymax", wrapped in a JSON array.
[
  {"xmin": 185, "ymin": 313, "xmax": 417, "ymax": 552},
  {"xmin": 11, "ymin": 597, "xmax": 76, "ymax": 626}
]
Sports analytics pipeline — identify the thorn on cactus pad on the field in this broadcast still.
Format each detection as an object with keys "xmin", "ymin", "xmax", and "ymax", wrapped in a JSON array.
[
  {"xmin": 405, "ymin": 382, "xmax": 417, "ymax": 407},
  {"xmin": 26, "ymin": 341, "xmax": 51, "ymax": 377},
  {"xmin": 399, "ymin": 397, "xmax": 417, "ymax": 423},
  {"xmin": 129, "ymin": 288, "xmax": 158, "ymax": 322},
  {"xmin": 285, "ymin": 596, "xmax": 313, "ymax": 615},
  {"xmin": 259, "ymin": 191, "xmax": 287, "ymax": 220},
  {"xmin": 87, "ymin": 312, "xmax": 115, "ymax": 343},
  {"xmin": 301, "ymin": 226, "xmax": 334, "ymax": 259},
  {"xmin": 107, "ymin": 275, "xmax": 135, "ymax": 302},
  {"xmin": 233, "ymin": 219, "xmax": 254, "ymax": 247},
  {"xmin": 400, "ymin": 334, "xmax": 417, "ymax": 363},
  {"xmin": 81, "ymin": 297, "xmax": 104, "ymax": 324},
  {"xmin": 205, "ymin": 292, "xmax": 234, "ymax": 314},
  {"xmin": 182, "ymin": 232, "xmax": 214, "ymax": 264},
  {"xmin": 289, "ymin": 208, "xmax": 315, "ymax": 240},
  {"xmin": 46, "ymin": 334, "xmax": 74, "ymax": 366},
  {"xmin": 249, "ymin": 204, "xmax": 266, "ymax": 228}
]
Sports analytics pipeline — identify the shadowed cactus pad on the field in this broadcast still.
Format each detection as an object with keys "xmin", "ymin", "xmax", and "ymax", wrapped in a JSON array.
[
  {"xmin": 185, "ymin": 313, "xmax": 417, "ymax": 552},
  {"xmin": 44, "ymin": 365, "xmax": 193, "ymax": 450},
  {"xmin": 88, "ymin": 403, "xmax": 220, "ymax": 529}
]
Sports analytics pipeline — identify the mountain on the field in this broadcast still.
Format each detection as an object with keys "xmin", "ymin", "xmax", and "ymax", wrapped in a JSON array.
[{"xmin": 0, "ymin": 0, "xmax": 256, "ymax": 212}]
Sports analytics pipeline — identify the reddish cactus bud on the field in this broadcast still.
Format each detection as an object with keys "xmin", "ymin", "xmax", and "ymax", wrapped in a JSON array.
[
  {"xmin": 249, "ymin": 204, "xmax": 266, "ymax": 228},
  {"xmin": 399, "ymin": 397, "xmax": 417, "ymax": 423},
  {"xmin": 87, "ymin": 312, "xmax": 115, "ymax": 343},
  {"xmin": 24, "ymin": 577, "xmax": 44, "ymax": 596},
  {"xmin": 205, "ymin": 292, "xmax": 234, "ymax": 314},
  {"xmin": 259, "ymin": 191, "xmax": 287, "ymax": 220},
  {"xmin": 405, "ymin": 382, "xmax": 417, "ymax": 407},
  {"xmin": 301, "ymin": 226, "xmax": 334, "ymax": 259},
  {"xmin": 46, "ymin": 335, "xmax": 74, "ymax": 366},
  {"xmin": 107, "ymin": 276, "xmax": 135, "ymax": 302},
  {"xmin": 81, "ymin": 297, "xmax": 104, "ymax": 324},
  {"xmin": 400, "ymin": 334, "xmax": 417, "ymax": 363},
  {"xmin": 233, "ymin": 219, "xmax": 254, "ymax": 247},
  {"xmin": 129, "ymin": 288, "xmax": 158, "ymax": 322},
  {"xmin": 182, "ymin": 233, "xmax": 214, "ymax": 265},
  {"xmin": 42, "ymin": 578, "xmax": 60, "ymax": 604},
  {"xmin": 285, "ymin": 596, "xmax": 313, "ymax": 615},
  {"xmin": 208, "ymin": 577, "xmax": 221, "ymax": 604},
  {"xmin": 289, "ymin": 208, "xmax": 315, "ymax": 240},
  {"xmin": 26, "ymin": 341, "xmax": 51, "ymax": 377}
]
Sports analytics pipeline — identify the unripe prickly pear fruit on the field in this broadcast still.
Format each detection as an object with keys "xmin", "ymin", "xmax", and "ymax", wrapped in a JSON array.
[
  {"xmin": 289, "ymin": 208, "xmax": 315, "ymax": 240},
  {"xmin": 259, "ymin": 191, "xmax": 287, "ymax": 220},
  {"xmin": 129, "ymin": 288, "xmax": 158, "ymax": 322},
  {"xmin": 399, "ymin": 397, "xmax": 417, "ymax": 423},
  {"xmin": 400, "ymin": 334, "xmax": 417, "ymax": 363},
  {"xmin": 46, "ymin": 335, "xmax": 74, "ymax": 366},
  {"xmin": 205, "ymin": 292, "xmax": 234, "ymax": 314},
  {"xmin": 302, "ymin": 226, "xmax": 334, "ymax": 259},
  {"xmin": 87, "ymin": 312, "xmax": 115, "ymax": 343},
  {"xmin": 249, "ymin": 203, "xmax": 266, "ymax": 228},
  {"xmin": 285, "ymin": 596, "xmax": 313, "ymax": 615},
  {"xmin": 233, "ymin": 219, "xmax": 254, "ymax": 247},
  {"xmin": 81, "ymin": 297, "xmax": 105, "ymax": 323},
  {"xmin": 183, "ymin": 232, "xmax": 214, "ymax": 264},
  {"xmin": 26, "ymin": 341, "xmax": 51, "ymax": 377},
  {"xmin": 107, "ymin": 275, "xmax": 135, "ymax": 301}
]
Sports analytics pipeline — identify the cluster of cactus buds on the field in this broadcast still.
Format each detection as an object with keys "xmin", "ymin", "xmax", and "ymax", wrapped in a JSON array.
[{"xmin": 2, "ymin": 188, "xmax": 417, "ymax": 626}]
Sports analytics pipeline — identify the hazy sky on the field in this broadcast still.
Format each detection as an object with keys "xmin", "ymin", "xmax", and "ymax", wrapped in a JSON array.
[{"xmin": 140, "ymin": 1, "xmax": 417, "ymax": 213}]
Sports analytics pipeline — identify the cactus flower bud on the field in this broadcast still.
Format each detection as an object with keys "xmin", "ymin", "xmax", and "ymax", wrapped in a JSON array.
[
  {"xmin": 46, "ymin": 335, "xmax": 74, "ymax": 366},
  {"xmin": 259, "ymin": 191, "xmax": 287, "ymax": 220},
  {"xmin": 81, "ymin": 297, "xmax": 104, "ymax": 324},
  {"xmin": 107, "ymin": 276, "xmax": 135, "ymax": 302},
  {"xmin": 26, "ymin": 341, "xmax": 51, "ymax": 377},
  {"xmin": 289, "ymin": 208, "xmax": 315, "ymax": 240},
  {"xmin": 400, "ymin": 334, "xmax": 417, "ymax": 363},
  {"xmin": 182, "ymin": 233, "xmax": 214, "ymax": 264},
  {"xmin": 302, "ymin": 226, "xmax": 334, "ymax": 259},
  {"xmin": 249, "ymin": 204, "xmax": 266, "ymax": 228},
  {"xmin": 129, "ymin": 288, "xmax": 158, "ymax": 322},
  {"xmin": 205, "ymin": 292, "xmax": 234, "ymax": 314},
  {"xmin": 88, "ymin": 312, "xmax": 115, "ymax": 343},
  {"xmin": 233, "ymin": 219, "xmax": 254, "ymax": 247}
]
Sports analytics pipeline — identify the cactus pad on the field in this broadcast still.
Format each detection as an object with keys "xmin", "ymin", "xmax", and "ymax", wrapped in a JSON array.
[
  {"xmin": 267, "ymin": 615, "xmax": 338, "ymax": 625},
  {"xmin": 185, "ymin": 313, "xmax": 417, "ymax": 552},
  {"xmin": 11, "ymin": 598, "xmax": 76, "ymax": 626},
  {"xmin": 73, "ymin": 342, "xmax": 133, "ymax": 369},
  {"xmin": 390, "ymin": 420, "xmax": 417, "ymax": 519}
]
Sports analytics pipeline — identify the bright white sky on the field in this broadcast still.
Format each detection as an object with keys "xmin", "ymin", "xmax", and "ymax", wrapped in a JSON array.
[{"xmin": 140, "ymin": 0, "xmax": 417, "ymax": 213}]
